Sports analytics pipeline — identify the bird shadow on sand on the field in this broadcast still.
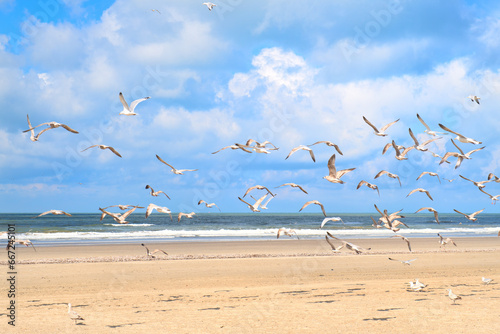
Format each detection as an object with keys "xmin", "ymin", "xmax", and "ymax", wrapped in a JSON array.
[
  {"xmin": 377, "ymin": 308, "xmax": 403, "ymax": 312},
  {"xmin": 199, "ymin": 307, "xmax": 221, "ymax": 311},
  {"xmin": 363, "ymin": 317, "xmax": 396, "ymax": 321},
  {"xmin": 107, "ymin": 322, "xmax": 144, "ymax": 328}
]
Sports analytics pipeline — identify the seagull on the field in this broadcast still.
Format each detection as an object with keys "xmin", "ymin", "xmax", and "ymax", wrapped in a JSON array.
[
  {"xmin": 406, "ymin": 188, "xmax": 433, "ymax": 201},
  {"xmin": 275, "ymin": 183, "xmax": 308, "ymax": 194},
  {"xmin": 320, "ymin": 217, "xmax": 344, "ymax": 228},
  {"xmin": 416, "ymin": 171, "xmax": 441, "ymax": 184},
  {"xmin": 6, "ymin": 239, "xmax": 36, "ymax": 251},
  {"xmin": 438, "ymin": 123, "xmax": 482, "ymax": 144},
  {"xmin": 156, "ymin": 155, "xmax": 198, "ymax": 174},
  {"xmin": 238, "ymin": 194, "xmax": 267, "ymax": 212},
  {"xmin": 487, "ymin": 173, "xmax": 500, "ymax": 182},
  {"xmin": 443, "ymin": 178, "xmax": 455, "ymax": 183},
  {"xmin": 151, "ymin": 9, "xmax": 161, "ymax": 14},
  {"xmin": 409, "ymin": 281, "xmax": 424, "ymax": 292},
  {"xmin": 415, "ymin": 207, "xmax": 440, "ymax": 224},
  {"xmin": 145, "ymin": 185, "xmax": 170, "ymax": 199},
  {"xmin": 467, "ymin": 95, "xmax": 480, "ymax": 104},
  {"xmin": 68, "ymin": 303, "xmax": 84, "ymax": 325},
  {"xmin": 23, "ymin": 121, "xmax": 79, "ymax": 137},
  {"xmin": 448, "ymin": 289, "xmax": 462, "ymax": 304},
  {"xmin": 198, "ymin": 200, "xmax": 221, "ymax": 211},
  {"xmin": 391, "ymin": 234, "xmax": 412, "ymax": 252},
  {"xmin": 118, "ymin": 92, "xmax": 150, "ymax": 116},
  {"xmin": 212, "ymin": 145, "xmax": 252, "ymax": 154},
  {"xmin": 178, "ymin": 212, "xmax": 196, "ymax": 222},
  {"xmin": 326, "ymin": 232, "xmax": 370, "ymax": 254},
  {"xmin": 438, "ymin": 233, "xmax": 457, "ymax": 248},
  {"xmin": 391, "ymin": 140, "xmax": 415, "ymax": 160},
  {"xmin": 459, "ymin": 175, "xmax": 491, "ymax": 189},
  {"xmin": 308, "ymin": 141, "xmax": 343, "ymax": 155},
  {"xmin": 439, "ymin": 139, "xmax": 485, "ymax": 169},
  {"xmin": 81, "ymin": 145, "xmax": 122, "ymax": 158},
  {"xmin": 242, "ymin": 185, "xmax": 275, "ymax": 198},
  {"xmin": 323, "ymin": 154, "xmax": 355, "ymax": 184},
  {"xmin": 285, "ymin": 145, "xmax": 316, "ymax": 162},
  {"xmin": 362, "ymin": 116, "xmax": 399, "ymax": 136},
  {"xmin": 453, "ymin": 208, "xmax": 484, "ymax": 222},
  {"xmin": 245, "ymin": 139, "xmax": 279, "ymax": 151},
  {"xmin": 104, "ymin": 204, "xmax": 144, "ymax": 210},
  {"xmin": 202, "ymin": 2, "xmax": 216, "ymax": 10},
  {"xmin": 252, "ymin": 194, "xmax": 275, "ymax": 210},
  {"xmin": 99, "ymin": 206, "xmax": 138, "ymax": 224},
  {"xmin": 277, "ymin": 228, "xmax": 299, "ymax": 239},
  {"xmin": 388, "ymin": 257, "xmax": 416, "ymax": 265},
  {"xmin": 33, "ymin": 210, "xmax": 72, "ymax": 218},
  {"xmin": 356, "ymin": 180, "xmax": 380, "ymax": 196},
  {"xmin": 325, "ymin": 233, "xmax": 340, "ymax": 252},
  {"xmin": 408, "ymin": 128, "xmax": 441, "ymax": 151},
  {"xmin": 482, "ymin": 277, "xmax": 493, "ymax": 284},
  {"xmin": 145, "ymin": 203, "xmax": 173, "ymax": 221},
  {"xmin": 374, "ymin": 170, "xmax": 401, "ymax": 187},
  {"xmin": 416, "ymin": 113, "xmax": 448, "ymax": 136},
  {"xmin": 479, "ymin": 188, "xmax": 500, "ymax": 204},
  {"xmin": 141, "ymin": 243, "xmax": 168, "ymax": 258},
  {"xmin": 299, "ymin": 200, "xmax": 326, "ymax": 217},
  {"xmin": 382, "ymin": 141, "xmax": 406, "ymax": 155}
]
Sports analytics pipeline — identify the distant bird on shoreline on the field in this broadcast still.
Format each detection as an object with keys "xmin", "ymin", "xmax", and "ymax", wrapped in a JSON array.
[
  {"xmin": 299, "ymin": 200, "xmax": 326, "ymax": 217},
  {"xmin": 482, "ymin": 277, "xmax": 493, "ymax": 284},
  {"xmin": 388, "ymin": 257, "xmax": 416, "ymax": 265},
  {"xmin": 118, "ymin": 92, "xmax": 150, "ymax": 116},
  {"xmin": 145, "ymin": 185, "xmax": 170, "ymax": 199},
  {"xmin": 81, "ymin": 145, "xmax": 122, "ymax": 158},
  {"xmin": 362, "ymin": 116, "xmax": 399, "ymax": 136},
  {"xmin": 448, "ymin": 289, "xmax": 462, "ymax": 304},
  {"xmin": 156, "ymin": 155, "xmax": 198, "ymax": 175},
  {"xmin": 33, "ymin": 210, "xmax": 72, "ymax": 218}
]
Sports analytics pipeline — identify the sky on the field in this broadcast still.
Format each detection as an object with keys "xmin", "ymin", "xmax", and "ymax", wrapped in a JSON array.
[{"xmin": 1, "ymin": 0, "xmax": 500, "ymax": 214}]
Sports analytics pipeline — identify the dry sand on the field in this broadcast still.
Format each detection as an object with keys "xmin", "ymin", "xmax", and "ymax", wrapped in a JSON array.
[{"xmin": 2, "ymin": 237, "xmax": 500, "ymax": 333}]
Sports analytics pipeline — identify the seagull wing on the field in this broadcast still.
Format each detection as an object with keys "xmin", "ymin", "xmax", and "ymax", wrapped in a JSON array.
[
  {"xmin": 416, "ymin": 113, "xmax": 431, "ymax": 131},
  {"xmin": 380, "ymin": 119, "xmax": 400, "ymax": 132},
  {"xmin": 119, "ymin": 92, "xmax": 130, "ymax": 110},
  {"xmin": 81, "ymin": 145, "xmax": 98, "ymax": 152},
  {"xmin": 408, "ymin": 128, "xmax": 419, "ymax": 146},
  {"xmin": 326, "ymin": 154, "xmax": 337, "ymax": 176},
  {"xmin": 156, "ymin": 155, "xmax": 175, "ymax": 169},
  {"xmin": 129, "ymin": 97, "xmax": 150, "ymax": 111},
  {"xmin": 60, "ymin": 124, "xmax": 79, "ymax": 133},
  {"xmin": 453, "ymin": 209, "xmax": 467, "ymax": 217},
  {"xmin": 336, "ymin": 168, "xmax": 356, "ymax": 178},
  {"xmin": 106, "ymin": 146, "xmax": 122, "ymax": 158},
  {"xmin": 470, "ymin": 208, "xmax": 485, "ymax": 217},
  {"xmin": 451, "ymin": 139, "xmax": 465, "ymax": 155},
  {"xmin": 362, "ymin": 116, "xmax": 380, "ymax": 132},
  {"xmin": 438, "ymin": 124, "xmax": 464, "ymax": 139}
]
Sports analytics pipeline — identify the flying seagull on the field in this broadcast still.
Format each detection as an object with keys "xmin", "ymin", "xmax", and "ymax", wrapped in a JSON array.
[
  {"xmin": 438, "ymin": 123, "xmax": 482, "ymax": 144},
  {"xmin": 374, "ymin": 170, "xmax": 401, "ymax": 187},
  {"xmin": 299, "ymin": 200, "xmax": 326, "ymax": 217},
  {"xmin": 151, "ymin": 9, "xmax": 161, "ymax": 14},
  {"xmin": 325, "ymin": 233, "xmax": 340, "ymax": 252},
  {"xmin": 242, "ymin": 185, "xmax": 275, "ymax": 198},
  {"xmin": 6, "ymin": 239, "xmax": 36, "ymax": 251},
  {"xmin": 156, "ymin": 155, "xmax": 198, "ymax": 174},
  {"xmin": 145, "ymin": 185, "xmax": 170, "ymax": 199},
  {"xmin": 26, "ymin": 114, "xmax": 41, "ymax": 141},
  {"xmin": 320, "ymin": 217, "xmax": 344, "ymax": 228},
  {"xmin": 453, "ymin": 208, "xmax": 484, "ymax": 222},
  {"xmin": 416, "ymin": 171, "xmax": 441, "ymax": 184},
  {"xmin": 238, "ymin": 194, "xmax": 267, "ymax": 212},
  {"xmin": 406, "ymin": 188, "xmax": 433, "ymax": 201},
  {"xmin": 415, "ymin": 207, "xmax": 440, "ymax": 224},
  {"xmin": 467, "ymin": 95, "xmax": 480, "ymax": 104},
  {"xmin": 99, "ymin": 206, "xmax": 138, "ymax": 224},
  {"xmin": 202, "ymin": 2, "xmax": 216, "ymax": 10},
  {"xmin": 118, "ymin": 92, "xmax": 150, "ymax": 116},
  {"xmin": 198, "ymin": 200, "xmax": 221, "ymax": 211},
  {"xmin": 212, "ymin": 145, "xmax": 252, "ymax": 154},
  {"xmin": 391, "ymin": 140, "xmax": 415, "ymax": 160},
  {"xmin": 178, "ymin": 212, "xmax": 196, "ymax": 222},
  {"xmin": 252, "ymin": 194, "xmax": 275, "ymax": 210},
  {"xmin": 277, "ymin": 228, "xmax": 299, "ymax": 239},
  {"xmin": 33, "ymin": 210, "xmax": 72, "ymax": 218},
  {"xmin": 81, "ymin": 145, "xmax": 122, "ymax": 158},
  {"xmin": 416, "ymin": 113, "xmax": 447, "ymax": 136},
  {"xmin": 323, "ymin": 154, "xmax": 355, "ymax": 184},
  {"xmin": 388, "ymin": 257, "xmax": 417, "ymax": 265},
  {"xmin": 459, "ymin": 175, "xmax": 491, "ymax": 189},
  {"xmin": 438, "ymin": 233, "xmax": 457, "ymax": 248},
  {"xmin": 326, "ymin": 232, "xmax": 371, "ymax": 254},
  {"xmin": 275, "ymin": 183, "xmax": 308, "ymax": 194},
  {"xmin": 408, "ymin": 128, "xmax": 441, "ymax": 151},
  {"xmin": 356, "ymin": 180, "xmax": 380, "ymax": 196},
  {"xmin": 145, "ymin": 203, "xmax": 173, "ymax": 221},
  {"xmin": 23, "ymin": 121, "xmax": 79, "ymax": 137},
  {"xmin": 391, "ymin": 234, "xmax": 412, "ymax": 252},
  {"xmin": 141, "ymin": 243, "xmax": 168, "ymax": 258},
  {"xmin": 308, "ymin": 141, "xmax": 343, "ymax": 155},
  {"xmin": 362, "ymin": 116, "xmax": 399, "ymax": 136},
  {"xmin": 479, "ymin": 188, "xmax": 500, "ymax": 204},
  {"xmin": 285, "ymin": 145, "xmax": 316, "ymax": 162}
]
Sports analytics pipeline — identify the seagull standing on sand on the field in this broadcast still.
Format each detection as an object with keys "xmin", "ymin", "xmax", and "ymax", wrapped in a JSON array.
[
  {"xmin": 68, "ymin": 303, "xmax": 84, "ymax": 325},
  {"xmin": 438, "ymin": 123, "xmax": 482, "ymax": 144},
  {"xmin": 81, "ymin": 145, "xmax": 122, "ymax": 158},
  {"xmin": 145, "ymin": 185, "xmax": 170, "ymax": 199},
  {"xmin": 141, "ymin": 243, "xmax": 168, "ymax": 258},
  {"xmin": 374, "ymin": 170, "xmax": 402, "ymax": 187},
  {"xmin": 178, "ymin": 212, "xmax": 196, "ymax": 222},
  {"xmin": 118, "ymin": 92, "xmax": 150, "ymax": 116},
  {"xmin": 275, "ymin": 183, "xmax": 308, "ymax": 194},
  {"xmin": 415, "ymin": 207, "xmax": 440, "ymax": 224},
  {"xmin": 308, "ymin": 141, "xmax": 343, "ymax": 155},
  {"xmin": 406, "ymin": 188, "xmax": 433, "ymax": 201},
  {"xmin": 33, "ymin": 210, "xmax": 72, "ymax": 218},
  {"xmin": 438, "ymin": 233, "xmax": 457, "ymax": 248},
  {"xmin": 145, "ymin": 203, "xmax": 173, "ymax": 221},
  {"xmin": 323, "ymin": 154, "xmax": 356, "ymax": 184},
  {"xmin": 448, "ymin": 289, "xmax": 462, "ymax": 304},
  {"xmin": 453, "ymin": 208, "xmax": 484, "ymax": 222},
  {"xmin": 285, "ymin": 145, "xmax": 316, "ymax": 162},
  {"xmin": 299, "ymin": 200, "xmax": 327, "ymax": 217},
  {"xmin": 362, "ymin": 116, "xmax": 399, "ymax": 136},
  {"xmin": 277, "ymin": 228, "xmax": 299, "ymax": 239},
  {"xmin": 320, "ymin": 217, "xmax": 344, "ymax": 228},
  {"xmin": 482, "ymin": 277, "xmax": 493, "ymax": 284},
  {"xmin": 156, "ymin": 155, "xmax": 198, "ymax": 174}
]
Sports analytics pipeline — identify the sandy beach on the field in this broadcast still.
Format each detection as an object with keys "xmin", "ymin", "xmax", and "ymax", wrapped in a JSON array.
[{"xmin": 3, "ymin": 237, "xmax": 500, "ymax": 333}]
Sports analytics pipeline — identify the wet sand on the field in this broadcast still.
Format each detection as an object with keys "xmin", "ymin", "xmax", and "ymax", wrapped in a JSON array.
[{"xmin": 2, "ymin": 237, "xmax": 500, "ymax": 333}]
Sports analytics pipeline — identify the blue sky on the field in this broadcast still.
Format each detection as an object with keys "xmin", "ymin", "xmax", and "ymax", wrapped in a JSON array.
[{"xmin": 1, "ymin": 0, "xmax": 500, "ymax": 214}]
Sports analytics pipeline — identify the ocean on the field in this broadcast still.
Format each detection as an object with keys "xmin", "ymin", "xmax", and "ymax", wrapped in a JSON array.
[{"xmin": 1, "ymin": 212, "xmax": 499, "ymax": 246}]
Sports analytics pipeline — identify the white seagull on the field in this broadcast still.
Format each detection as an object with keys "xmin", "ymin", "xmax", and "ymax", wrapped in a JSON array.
[
  {"xmin": 406, "ymin": 188, "xmax": 433, "ymax": 201},
  {"xmin": 141, "ymin": 243, "xmax": 168, "ymax": 258},
  {"xmin": 23, "ymin": 120, "xmax": 79, "ymax": 137},
  {"xmin": 448, "ymin": 289, "xmax": 462, "ymax": 304},
  {"xmin": 356, "ymin": 180, "xmax": 380, "ymax": 196},
  {"xmin": 459, "ymin": 175, "xmax": 491, "ymax": 189},
  {"xmin": 320, "ymin": 217, "xmax": 344, "ymax": 228},
  {"xmin": 6, "ymin": 239, "xmax": 36, "ymax": 251},
  {"xmin": 299, "ymin": 200, "xmax": 326, "ymax": 217},
  {"xmin": 391, "ymin": 140, "xmax": 415, "ymax": 160},
  {"xmin": 438, "ymin": 123, "xmax": 482, "ymax": 144},
  {"xmin": 145, "ymin": 203, "xmax": 173, "ymax": 221},
  {"xmin": 374, "ymin": 170, "xmax": 402, "ymax": 187},
  {"xmin": 277, "ymin": 227, "xmax": 299, "ymax": 239},
  {"xmin": 408, "ymin": 128, "xmax": 441, "ymax": 152},
  {"xmin": 118, "ymin": 92, "xmax": 150, "ymax": 116},
  {"xmin": 33, "ymin": 210, "xmax": 72, "ymax": 218},
  {"xmin": 275, "ymin": 183, "xmax": 308, "ymax": 194},
  {"xmin": 479, "ymin": 188, "xmax": 500, "ymax": 204},
  {"xmin": 416, "ymin": 113, "xmax": 447, "ymax": 136},
  {"xmin": 467, "ymin": 95, "xmax": 480, "ymax": 104},
  {"xmin": 202, "ymin": 2, "xmax": 216, "ymax": 10},
  {"xmin": 308, "ymin": 141, "xmax": 343, "ymax": 155},
  {"xmin": 212, "ymin": 145, "xmax": 252, "ymax": 154},
  {"xmin": 453, "ymin": 208, "xmax": 484, "ymax": 222},
  {"xmin": 252, "ymin": 194, "xmax": 275, "ymax": 210},
  {"xmin": 438, "ymin": 233, "xmax": 457, "ymax": 248},
  {"xmin": 482, "ymin": 277, "xmax": 493, "ymax": 284},
  {"xmin": 68, "ymin": 303, "xmax": 84, "ymax": 325},
  {"xmin": 242, "ymin": 185, "xmax": 275, "ymax": 198},
  {"xmin": 362, "ymin": 116, "xmax": 399, "ymax": 136},
  {"xmin": 81, "ymin": 145, "xmax": 122, "ymax": 158},
  {"xmin": 326, "ymin": 232, "xmax": 371, "ymax": 254},
  {"xmin": 145, "ymin": 185, "xmax": 170, "ymax": 199},
  {"xmin": 26, "ymin": 114, "xmax": 40, "ymax": 141},
  {"xmin": 323, "ymin": 154, "xmax": 355, "ymax": 184},
  {"xmin": 285, "ymin": 145, "xmax": 316, "ymax": 162},
  {"xmin": 388, "ymin": 257, "xmax": 417, "ymax": 265},
  {"xmin": 156, "ymin": 155, "xmax": 198, "ymax": 175},
  {"xmin": 391, "ymin": 234, "xmax": 412, "ymax": 252},
  {"xmin": 415, "ymin": 207, "xmax": 440, "ymax": 224},
  {"xmin": 99, "ymin": 206, "xmax": 138, "ymax": 224},
  {"xmin": 238, "ymin": 194, "xmax": 267, "ymax": 212},
  {"xmin": 198, "ymin": 200, "xmax": 221, "ymax": 211},
  {"xmin": 178, "ymin": 212, "xmax": 196, "ymax": 222},
  {"xmin": 416, "ymin": 171, "xmax": 441, "ymax": 184}
]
